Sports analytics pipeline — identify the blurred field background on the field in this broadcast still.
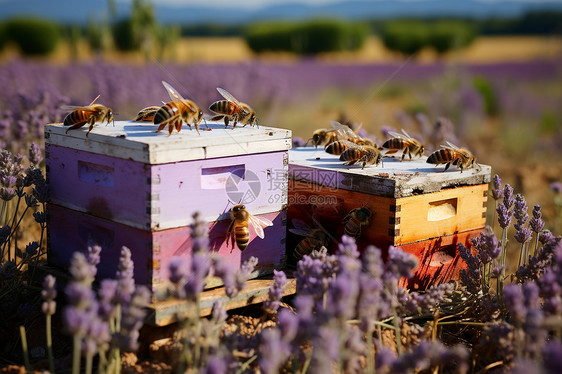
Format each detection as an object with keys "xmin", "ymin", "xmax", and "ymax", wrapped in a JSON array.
[{"xmin": 1, "ymin": 0, "xmax": 561, "ymax": 248}]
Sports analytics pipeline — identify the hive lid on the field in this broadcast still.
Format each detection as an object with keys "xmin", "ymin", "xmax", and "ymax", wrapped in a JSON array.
[
  {"xmin": 289, "ymin": 147, "xmax": 492, "ymax": 198},
  {"xmin": 45, "ymin": 121, "xmax": 292, "ymax": 164}
]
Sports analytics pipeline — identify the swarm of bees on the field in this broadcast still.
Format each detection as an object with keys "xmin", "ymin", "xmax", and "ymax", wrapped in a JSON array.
[
  {"xmin": 227, "ymin": 204, "xmax": 273, "ymax": 252},
  {"xmin": 61, "ymin": 95, "xmax": 114, "ymax": 137},
  {"xmin": 209, "ymin": 87, "xmax": 258, "ymax": 129},
  {"xmin": 427, "ymin": 141, "xmax": 477, "ymax": 173}
]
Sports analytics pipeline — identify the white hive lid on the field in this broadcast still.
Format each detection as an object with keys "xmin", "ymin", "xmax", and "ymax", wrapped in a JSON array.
[{"xmin": 45, "ymin": 120, "xmax": 292, "ymax": 164}]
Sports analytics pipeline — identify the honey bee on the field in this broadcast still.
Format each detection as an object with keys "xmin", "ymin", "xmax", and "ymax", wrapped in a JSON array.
[
  {"xmin": 61, "ymin": 95, "xmax": 114, "ymax": 137},
  {"xmin": 227, "ymin": 204, "xmax": 273, "ymax": 252},
  {"xmin": 306, "ymin": 128, "xmax": 339, "ymax": 148},
  {"xmin": 288, "ymin": 218, "xmax": 330, "ymax": 261},
  {"xmin": 339, "ymin": 140, "xmax": 383, "ymax": 169},
  {"xmin": 427, "ymin": 141, "xmax": 476, "ymax": 173},
  {"xmin": 134, "ymin": 106, "xmax": 161, "ymax": 122},
  {"xmin": 325, "ymin": 121, "xmax": 376, "ymax": 155},
  {"xmin": 382, "ymin": 129, "xmax": 425, "ymax": 161},
  {"xmin": 209, "ymin": 88, "xmax": 258, "ymax": 129},
  {"xmin": 154, "ymin": 81, "xmax": 204, "ymax": 135},
  {"xmin": 343, "ymin": 205, "xmax": 372, "ymax": 240}
]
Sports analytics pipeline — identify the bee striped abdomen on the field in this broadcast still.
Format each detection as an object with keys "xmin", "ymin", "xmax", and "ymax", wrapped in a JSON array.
[
  {"xmin": 64, "ymin": 110, "xmax": 89, "ymax": 127},
  {"xmin": 234, "ymin": 226, "xmax": 250, "ymax": 251},
  {"xmin": 153, "ymin": 103, "xmax": 180, "ymax": 124},
  {"xmin": 325, "ymin": 140, "xmax": 348, "ymax": 155},
  {"xmin": 427, "ymin": 149, "xmax": 450, "ymax": 164},
  {"xmin": 383, "ymin": 138, "xmax": 405, "ymax": 150},
  {"xmin": 344, "ymin": 219, "xmax": 361, "ymax": 238},
  {"xmin": 340, "ymin": 148, "xmax": 361, "ymax": 162},
  {"xmin": 210, "ymin": 100, "xmax": 239, "ymax": 116}
]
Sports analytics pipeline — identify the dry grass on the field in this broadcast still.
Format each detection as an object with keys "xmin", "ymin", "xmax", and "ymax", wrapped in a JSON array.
[{"xmin": 1, "ymin": 36, "xmax": 561, "ymax": 64}]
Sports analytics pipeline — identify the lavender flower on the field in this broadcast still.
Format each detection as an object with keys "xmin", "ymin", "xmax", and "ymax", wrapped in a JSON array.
[
  {"xmin": 212, "ymin": 256, "xmax": 237, "ymax": 297},
  {"xmin": 168, "ymin": 256, "xmax": 187, "ymax": 286},
  {"xmin": 529, "ymin": 205, "xmax": 545, "ymax": 233},
  {"xmin": 68, "ymin": 251, "xmax": 95, "ymax": 284},
  {"xmin": 543, "ymin": 341, "xmax": 562, "ymax": 374},
  {"xmin": 497, "ymin": 203, "xmax": 513, "ymax": 229},
  {"xmin": 25, "ymin": 241, "xmax": 39, "ymax": 257},
  {"xmin": 98, "ymin": 279, "xmax": 117, "ymax": 321},
  {"xmin": 503, "ymin": 184, "xmax": 514, "ymax": 209},
  {"xmin": 263, "ymin": 270, "xmax": 287, "ymax": 315},
  {"xmin": 514, "ymin": 223, "xmax": 532, "ymax": 244},
  {"xmin": 503, "ymin": 284, "xmax": 525, "ymax": 324},
  {"xmin": 491, "ymin": 174, "xmax": 503, "ymax": 200},
  {"xmin": 387, "ymin": 246, "xmax": 418, "ymax": 279},
  {"xmin": 513, "ymin": 194, "xmax": 529, "ymax": 224},
  {"xmin": 550, "ymin": 182, "xmax": 562, "ymax": 194},
  {"xmin": 191, "ymin": 212, "xmax": 209, "ymax": 253},
  {"xmin": 87, "ymin": 241, "xmax": 101, "ymax": 278},
  {"xmin": 472, "ymin": 226, "xmax": 501, "ymax": 264},
  {"xmin": 115, "ymin": 246, "xmax": 135, "ymax": 304},
  {"xmin": 258, "ymin": 328, "xmax": 291, "ymax": 374},
  {"xmin": 28, "ymin": 142, "xmax": 42, "ymax": 165},
  {"xmin": 276, "ymin": 309, "xmax": 298, "ymax": 342},
  {"xmin": 117, "ymin": 286, "xmax": 150, "ymax": 351},
  {"xmin": 336, "ymin": 234, "xmax": 360, "ymax": 258},
  {"xmin": 41, "ymin": 274, "xmax": 57, "ymax": 316},
  {"xmin": 184, "ymin": 251, "xmax": 211, "ymax": 299}
]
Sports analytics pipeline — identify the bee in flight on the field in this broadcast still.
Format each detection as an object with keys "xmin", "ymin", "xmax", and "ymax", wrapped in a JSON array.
[
  {"xmin": 134, "ymin": 106, "xmax": 161, "ymax": 122},
  {"xmin": 209, "ymin": 87, "xmax": 258, "ymax": 129},
  {"xmin": 339, "ymin": 140, "xmax": 383, "ymax": 169},
  {"xmin": 61, "ymin": 95, "xmax": 114, "ymax": 137},
  {"xmin": 227, "ymin": 204, "xmax": 273, "ymax": 252},
  {"xmin": 382, "ymin": 129, "xmax": 425, "ymax": 161},
  {"xmin": 342, "ymin": 205, "xmax": 372, "ymax": 241},
  {"xmin": 288, "ymin": 217, "xmax": 331, "ymax": 261},
  {"xmin": 154, "ymin": 81, "xmax": 204, "ymax": 135},
  {"xmin": 325, "ymin": 121, "xmax": 376, "ymax": 155},
  {"xmin": 427, "ymin": 141, "xmax": 476, "ymax": 173}
]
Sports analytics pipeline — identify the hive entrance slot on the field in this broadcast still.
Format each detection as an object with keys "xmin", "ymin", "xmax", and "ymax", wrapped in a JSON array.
[
  {"xmin": 201, "ymin": 164, "xmax": 245, "ymax": 190},
  {"xmin": 427, "ymin": 198, "xmax": 457, "ymax": 221}
]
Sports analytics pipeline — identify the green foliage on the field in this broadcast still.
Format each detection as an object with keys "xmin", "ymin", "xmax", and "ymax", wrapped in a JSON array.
[
  {"xmin": 0, "ymin": 23, "xmax": 6, "ymax": 51},
  {"xmin": 381, "ymin": 19, "xmax": 476, "ymax": 56},
  {"xmin": 87, "ymin": 15, "xmax": 107, "ymax": 54},
  {"xmin": 428, "ymin": 21, "xmax": 476, "ymax": 55},
  {"xmin": 472, "ymin": 76, "xmax": 498, "ymax": 116},
  {"xmin": 5, "ymin": 18, "xmax": 60, "ymax": 56},
  {"xmin": 380, "ymin": 20, "xmax": 430, "ymax": 56},
  {"xmin": 113, "ymin": 18, "xmax": 140, "ymax": 51},
  {"xmin": 244, "ymin": 19, "xmax": 368, "ymax": 55},
  {"xmin": 539, "ymin": 111, "xmax": 558, "ymax": 134}
]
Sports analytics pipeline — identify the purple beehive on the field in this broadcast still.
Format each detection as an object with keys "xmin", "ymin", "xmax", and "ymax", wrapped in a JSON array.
[{"xmin": 45, "ymin": 121, "xmax": 292, "ymax": 293}]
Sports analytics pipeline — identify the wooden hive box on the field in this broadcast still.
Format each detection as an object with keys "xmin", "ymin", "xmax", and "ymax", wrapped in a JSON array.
[
  {"xmin": 288, "ymin": 147, "xmax": 491, "ymax": 289},
  {"xmin": 45, "ymin": 121, "xmax": 292, "ymax": 293}
]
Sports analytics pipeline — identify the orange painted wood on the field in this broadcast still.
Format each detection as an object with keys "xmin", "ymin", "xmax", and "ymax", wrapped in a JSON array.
[
  {"xmin": 398, "ymin": 229, "xmax": 483, "ymax": 290},
  {"xmin": 287, "ymin": 180, "xmax": 487, "ymax": 256}
]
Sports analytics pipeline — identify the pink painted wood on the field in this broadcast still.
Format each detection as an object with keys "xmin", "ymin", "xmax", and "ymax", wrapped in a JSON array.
[
  {"xmin": 47, "ymin": 203, "xmax": 287, "ymax": 293},
  {"xmin": 46, "ymin": 144, "xmax": 288, "ymax": 231}
]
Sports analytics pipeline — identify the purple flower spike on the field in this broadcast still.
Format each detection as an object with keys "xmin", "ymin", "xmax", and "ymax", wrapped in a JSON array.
[
  {"xmin": 497, "ymin": 203, "xmax": 513, "ymax": 229},
  {"xmin": 503, "ymin": 184, "xmax": 514, "ymax": 209},
  {"xmin": 115, "ymin": 246, "xmax": 135, "ymax": 304},
  {"xmin": 491, "ymin": 174, "xmax": 503, "ymax": 200},
  {"xmin": 69, "ymin": 252, "xmax": 95, "ymax": 284},
  {"xmin": 530, "ymin": 205, "xmax": 545, "ymax": 233},
  {"xmin": 514, "ymin": 223, "xmax": 532, "ymax": 244},
  {"xmin": 513, "ymin": 194, "xmax": 529, "ymax": 224},
  {"xmin": 387, "ymin": 246, "xmax": 418, "ymax": 279},
  {"xmin": 263, "ymin": 270, "xmax": 287, "ymax": 314},
  {"xmin": 503, "ymin": 284, "xmax": 525, "ymax": 324},
  {"xmin": 87, "ymin": 242, "xmax": 102, "ymax": 278},
  {"xmin": 168, "ymin": 257, "xmax": 187, "ymax": 285},
  {"xmin": 41, "ymin": 274, "xmax": 57, "ymax": 316},
  {"xmin": 29, "ymin": 143, "xmax": 42, "ymax": 165}
]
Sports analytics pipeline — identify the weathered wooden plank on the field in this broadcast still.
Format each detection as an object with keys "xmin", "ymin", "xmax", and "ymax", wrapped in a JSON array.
[
  {"xmin": 45, "ymin": 121, "xmax": 292, "ymax": 164},
  {"xmin": 147, "ymin": 274, "xmax": 296, "ymax": 326}
]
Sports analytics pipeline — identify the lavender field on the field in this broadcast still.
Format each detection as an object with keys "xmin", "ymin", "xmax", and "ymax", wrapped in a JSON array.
[{"xmin": 1, "ymin": 57, "xmax": 562, "ymax": 373}]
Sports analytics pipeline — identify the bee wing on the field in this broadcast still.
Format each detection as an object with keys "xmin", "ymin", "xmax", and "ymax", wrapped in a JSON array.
[
  {"xmin": 331, "ymin": 120, "xmax": 359, "ymax": 139},
  {"xmin": 163, "ymin": 81, "xmax": 196, "ymax": 113},
  {"xmin": 387, "ymin": 131, "xmax": 406, "ymax": 139},
  {"xmin": 442, "ymin": 141, "xmax": 460, "ymax": 150},
  {"xmin": 248, "ymin": 214, "xmax": 273, "ymax": 239},
  {"xmin": 289, "ymin": 228, "xmax": 315, "ymax": 237},
  {"xmin": 217, "ymin": 87, "xmax": 247, "ymax": 113},
  {"xmin": 291, "ymin": 218, "xmax": 311, "ymax": 231},
  {"xmin": 340, "ymin": 139, "xmax": 366, "ymax": 152},
  {"xmin": 60, "ymin": 105, "xmax": 97, "ymax": 113},
  {"xmin": 138, "ymin": 106, "xmax": 160, "ymax": 114}
]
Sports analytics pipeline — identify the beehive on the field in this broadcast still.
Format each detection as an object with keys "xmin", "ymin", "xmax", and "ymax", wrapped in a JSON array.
[
  {"xmin": 288, "ymin": 147, "xmax": 491, "ymax": 288},
  {"xmin": 45, "ymin": 121, "xmax": 292, "ymax": 293}
]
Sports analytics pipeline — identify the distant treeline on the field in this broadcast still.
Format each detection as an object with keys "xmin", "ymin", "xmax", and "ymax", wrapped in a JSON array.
[{"xmin": 178, "ymin": 10, "xmax": 562, "ymax": 37}]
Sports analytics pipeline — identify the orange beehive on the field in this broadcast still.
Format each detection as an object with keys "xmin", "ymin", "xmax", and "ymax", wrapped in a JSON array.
[{"xmin": 287, "ymin": 148, "xmax": 491, "ymax": 288}]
